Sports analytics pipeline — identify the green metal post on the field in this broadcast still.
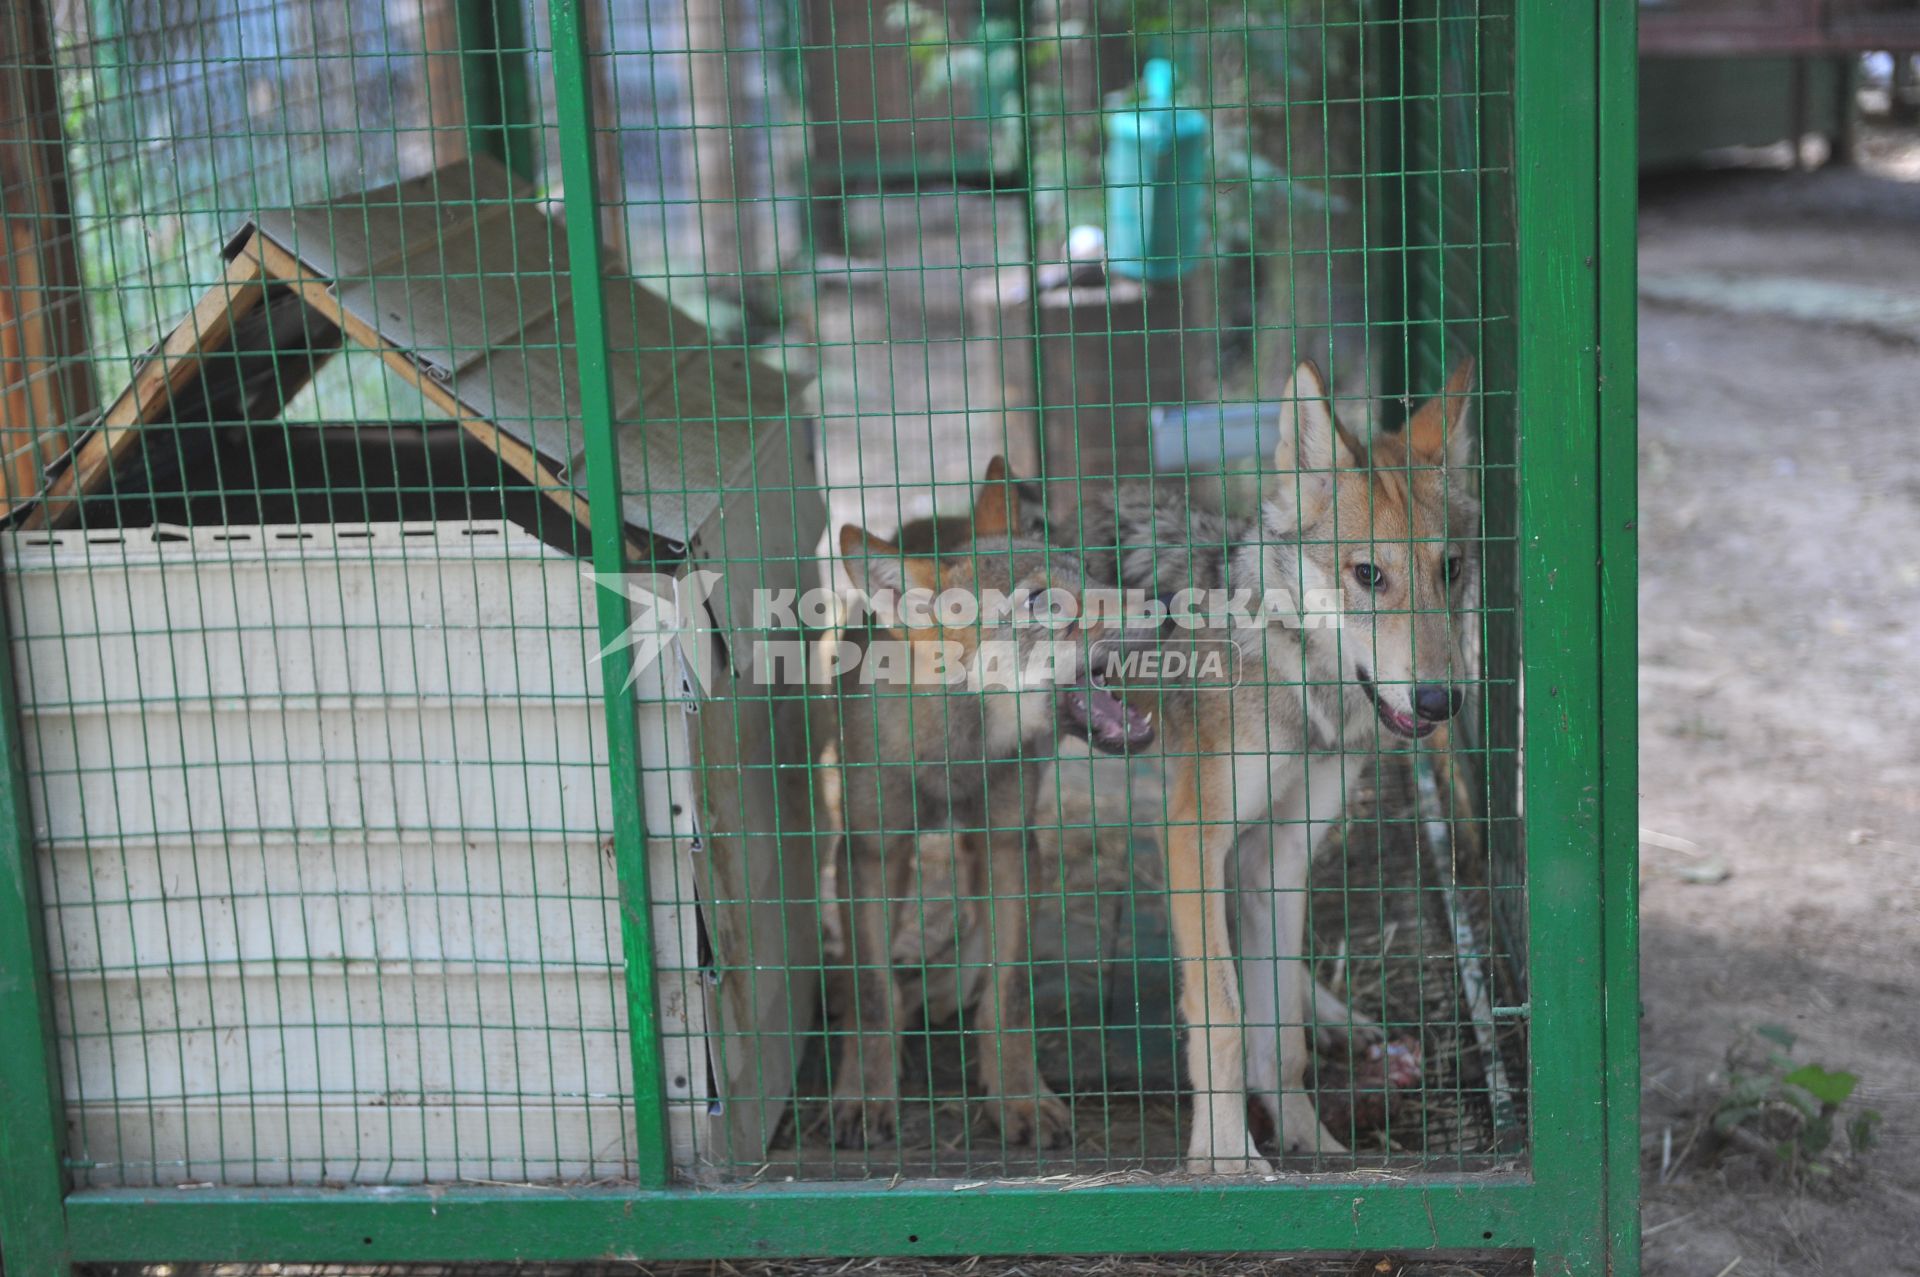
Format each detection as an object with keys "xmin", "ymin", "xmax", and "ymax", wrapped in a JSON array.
[
  {"xmin": 1368, "ymin": 0, "xmax": 1410, "ymax": 423},
  {"xmin": 548, "ymin": 0, "xmax": 675, "ymax": 1189},
  {"xmin": 1597, "ymin": 0, "xmax": 1642, "ymax": 1271},
  {"xmin": 0, "ymin": 587, "xmax": 73, "ymax": 1277},
  {"xmin": 1016, "ymin": 2, "xmax": 1046, "ymax": 491},
  {"xmin": 460, "ymin": 0, "xmax": 538, "ymax": 182},
  {"xmin": 1512, "ymin": 2, "xmax": 1618, "ymax": 1274}
]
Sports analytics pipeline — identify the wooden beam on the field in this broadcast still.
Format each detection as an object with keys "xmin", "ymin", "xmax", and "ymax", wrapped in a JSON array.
[
  {"xmin": 1640, "ymin": 7, "xmax": 1920, "ymax": 56},
  {"xmin": 28, "ymin": 226, "xmax": 637, "ymax": 560},
  {"xmin": 684, "ymin": 0, "xmax": 741, "ymax": 287},
  {"xmin": 420, "ymin": 0, "xmax": 469, "ymax": 171},
  {"xmin": 26, "ymin": 248, "xmax": 268, "ymax": 530},
  {"xmin": 584, "ymin": 0, "xmax": 632, "ymax": 271}
]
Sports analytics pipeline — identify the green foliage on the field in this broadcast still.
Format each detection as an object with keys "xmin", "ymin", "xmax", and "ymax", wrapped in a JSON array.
[
  {"xmin": 884, "ymin": 3, "xmax": 1026, "ymax": 169},
  {"xmin": 886, "ymin": 0, "xmax": 1341, "ymax": 260},
  {"xmin": 50, "ymin": 2, "xmax": 434, "ymax": 428},
  {"xmin": 1783, "ymin": 1062, "xmax": 1859, "ymax": 1106},
  {"xmin": 1711, "ymin": 1025, "xmax": 1882, "ymax": 1183}
]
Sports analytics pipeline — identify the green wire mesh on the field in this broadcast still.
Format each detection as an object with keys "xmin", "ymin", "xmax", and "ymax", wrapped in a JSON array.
[{"xmin": 1, "ymin": 0, "xmax": 1523, "ymax": 1192}]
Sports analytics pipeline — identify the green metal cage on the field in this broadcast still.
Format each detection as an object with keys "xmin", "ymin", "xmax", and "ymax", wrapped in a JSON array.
[{"xmin": 0, "ymin": 0, "xmax": 1636, "ymax": 1272}]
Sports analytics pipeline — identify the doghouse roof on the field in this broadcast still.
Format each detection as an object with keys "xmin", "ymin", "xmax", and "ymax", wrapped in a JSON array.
[{"xmin": 30, "ymin": 154, "xmax": 805, "ymax": 546}]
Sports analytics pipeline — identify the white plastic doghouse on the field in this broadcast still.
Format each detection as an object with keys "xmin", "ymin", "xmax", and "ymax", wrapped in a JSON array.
[{"xmin": 9, "ymin": 157, "xmax": 826, "ymax": 1186}]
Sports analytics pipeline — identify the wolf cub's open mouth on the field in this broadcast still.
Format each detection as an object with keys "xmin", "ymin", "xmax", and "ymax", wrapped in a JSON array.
[
  {"xmin": 1059, "ymin": 672, "xmax": 1155, "ymax": 754},
  {"xmin": 1357, "ymin": 669, "xmax": 1438, "ymax": 740}
]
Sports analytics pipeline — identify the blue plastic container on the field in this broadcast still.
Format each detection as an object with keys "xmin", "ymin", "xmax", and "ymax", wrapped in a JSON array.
[{"xmin": 1103, "ymin": 60, "xmax": 1210, "ymax": 281}]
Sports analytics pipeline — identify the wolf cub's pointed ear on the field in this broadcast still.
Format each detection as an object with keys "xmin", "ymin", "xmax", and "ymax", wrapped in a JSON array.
[
  {"xmin": 1276, "ymin": 360, "xmax": 1364, "ymax": 474},
  {"xmin": 1271, "ymin": 360, "xmax": 1359, "ymax": 526},
  {"xmin": 839, "ymin": 525, "xmax": 937, "ymax": 599},
  {"xmin": 1406, "ymin": 357, "xmax": 1476, "ymax": 473},
  {"xmin": 971, "ymin": 455, "xmax": 1020, "ymax": 538}
]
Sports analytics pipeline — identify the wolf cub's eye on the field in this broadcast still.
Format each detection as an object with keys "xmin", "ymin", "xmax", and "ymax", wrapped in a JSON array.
[
  {"xmin": 1443, "ymin": 554, "xmax": 1465, "ymax": 584},
  {"xmin": 1351, "ymin": 563, "xmax": 1385, "ymax": 590}
]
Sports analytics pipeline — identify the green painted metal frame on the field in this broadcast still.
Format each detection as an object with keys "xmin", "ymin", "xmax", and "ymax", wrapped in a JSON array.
[
  {"xmin": 1598, "ymin": 1, "xmax": 1642, "ymax": 1271},
  {"xmin": 1511, "ymin": 0, "xmax": 1613, "ymax": 1270},
  {"xmin": 547, "ymin": 0, "xmax": 676, "ymax": 1192},
  {"xmin": 0, "ymin": 569, "xmax": 74, "ymax": 1277},
  {"xmin": 0, "ymin": 0, "xmax": 1636, "ymax": 1271}
]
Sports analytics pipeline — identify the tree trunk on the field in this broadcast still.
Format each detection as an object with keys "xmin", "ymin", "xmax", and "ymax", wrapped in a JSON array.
[
  {"xmin": 0, "ymin": 0, "xmax": 96, "ymax": 513},
  {"xmin": 685, "ymin": 0, "xmax": 742, "ymax": 292},
  {"xmin": 585, "ymin": 0, "xmax": 633, "ymax": 271}
]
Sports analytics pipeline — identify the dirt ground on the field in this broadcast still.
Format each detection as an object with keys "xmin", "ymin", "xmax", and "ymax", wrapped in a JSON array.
[{"xmin": 1634, "ymin": 128, "xmax": 1920, "ymax": 1276}]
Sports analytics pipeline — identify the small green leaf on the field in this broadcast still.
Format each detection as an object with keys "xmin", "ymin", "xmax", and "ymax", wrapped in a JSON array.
[
  {"xmin": 1755, "ymin": 1024, "xmax": 1797, "ymax": 1050},
  {"xmin": 1797, "ymin": 1114, "xmax": 1834, "ymax": 1157},
  {"xmin": 1712, "ymin": 1104, "xmax": 1759, "ymax": 1134},
  {"xmin": 1777, "ymin": 1087, "xmax": 1818, "ymax": 1119},
  {"xmin": 1847, "ymin": 1109, "xmax": 1883, "ymax": 1153},
  {"xmin": 1783, "ymin": 1064, "xmax": 1858, "ymax": 1105}
]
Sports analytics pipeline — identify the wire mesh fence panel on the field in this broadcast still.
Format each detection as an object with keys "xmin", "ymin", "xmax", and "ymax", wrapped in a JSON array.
[
  {"xmin": 747, "ymin": 0, "xmax": 1525, "ymax": 1182},
  {"xmin": 0, "ymin": 0, "xmax": 1633, "ymax": 1267}
]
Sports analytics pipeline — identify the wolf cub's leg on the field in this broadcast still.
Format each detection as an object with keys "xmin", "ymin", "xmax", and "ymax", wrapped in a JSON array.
[
  {"xmin": 1236, "ymin": 818, "xmax": 1348, "ymax": 1157},
  {"xmin": 1240, "ymin": 750, "xmax": 1371, "ymax": 1156},
  {"xmin": 1166, "ymin": 761, "xmax": 1271, "ymax": 1175},
  {"xmin": 830, "ymin": 829, "xmax": 907, "ymax": 1146},
  {"xmin": 974, "ymin": 823, "xmax": 1072, "ymax": 1146}
]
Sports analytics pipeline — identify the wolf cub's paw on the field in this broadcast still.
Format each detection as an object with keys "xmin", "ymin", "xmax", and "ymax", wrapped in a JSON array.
[
  {"xmin": 990, "ymin": 1087, "xmax": 1073, "ymax": 1147},
  {"xmin": 1186, "ymin": 1149, "xmax": 1274, "ymax": 1176},
  {"xmin": 830, "ymin": 1092, "xmax": 898, "ymax": 1148},
  {"xmin": 1185, "ymin": 1125, "xmax": 1274, "ymax": 1176},
  {"xmin": 1275, "ymin": 1092, "xmax": 1349, "ymax": 1157},
  {"xmin": 1311, "ymin": 982, "xmax": 1385, "ymax": 1053}
]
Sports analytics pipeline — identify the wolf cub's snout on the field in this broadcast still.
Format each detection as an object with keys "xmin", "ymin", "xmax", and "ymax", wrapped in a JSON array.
[{"xmin": 1413, "ymin": 683, "xmax": 1464, "ymax": 722}]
